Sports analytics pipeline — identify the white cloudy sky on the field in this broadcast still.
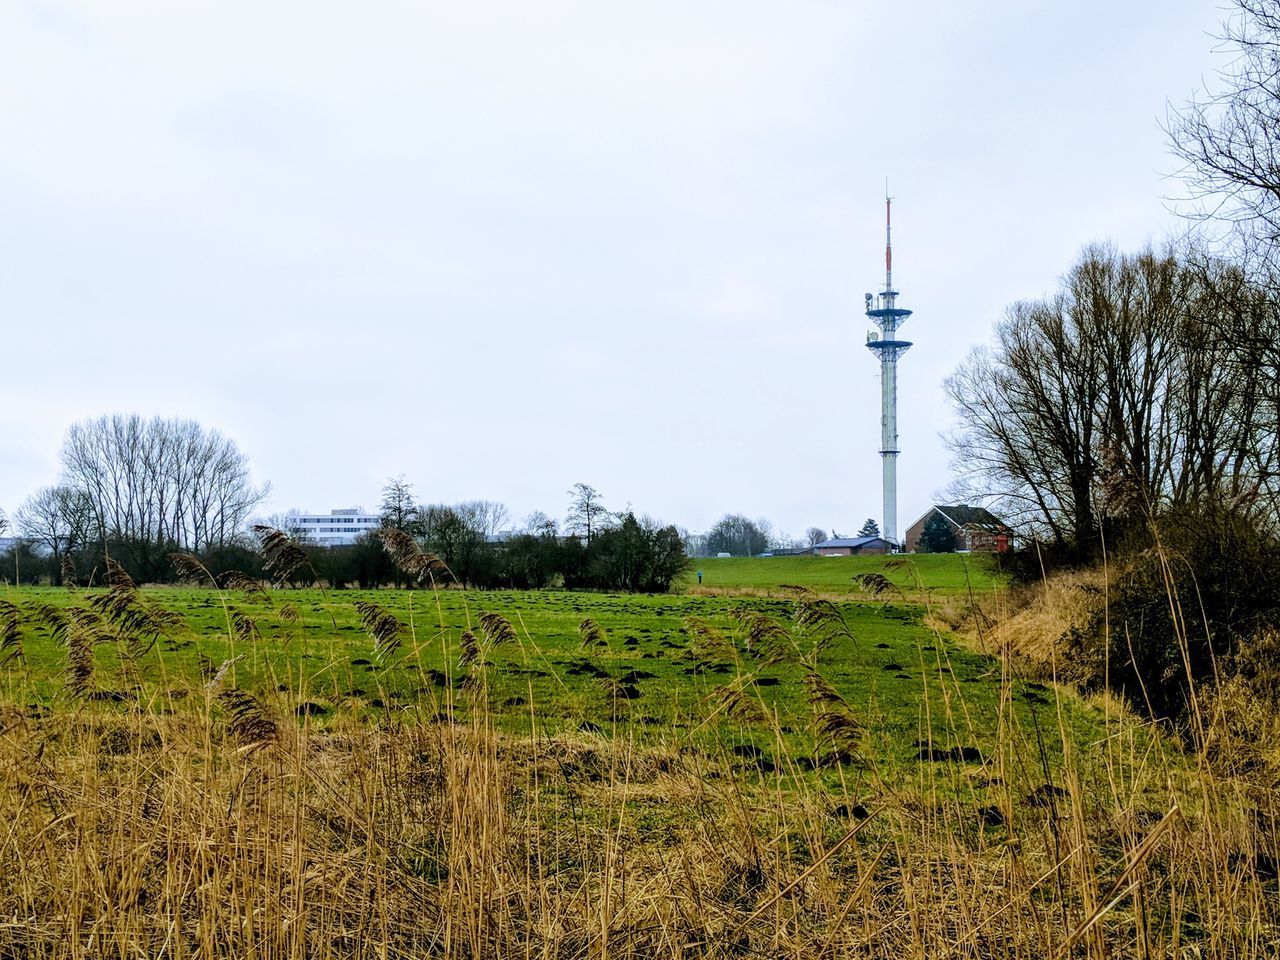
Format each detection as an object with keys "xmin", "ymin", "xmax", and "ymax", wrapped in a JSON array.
[{"xmin": 0, "ymin": 0, "xmax": 1226, "ymax": 538}]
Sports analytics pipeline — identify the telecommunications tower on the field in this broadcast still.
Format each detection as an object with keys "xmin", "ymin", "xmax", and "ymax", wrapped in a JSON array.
[{"xmin": 864, "ymin": 195, "xmax": 912, "ymax": 547}]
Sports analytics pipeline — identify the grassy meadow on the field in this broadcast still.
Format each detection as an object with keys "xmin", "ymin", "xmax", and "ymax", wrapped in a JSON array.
[
  {"xmin": 684, "ymin": 552, "xmax": 1005, "ymax": 597},
  {"xmin": 0, "ymin": 553, "xmax": 1271, "ymax": 957},
  {"xmin": 2, "ymin": 574, "xmax": 1088, "ymax": 781}
]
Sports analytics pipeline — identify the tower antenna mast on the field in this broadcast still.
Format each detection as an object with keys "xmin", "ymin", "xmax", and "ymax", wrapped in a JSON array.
[{"xmin": 864, "ymin": 191, "xmax": 912, "ymax": 548}]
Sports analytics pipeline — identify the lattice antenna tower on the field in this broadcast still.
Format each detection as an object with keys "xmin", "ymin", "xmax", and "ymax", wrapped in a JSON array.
[{"xmin": 863, "ymin": 192, "xmax": 912, "ymax": 547}]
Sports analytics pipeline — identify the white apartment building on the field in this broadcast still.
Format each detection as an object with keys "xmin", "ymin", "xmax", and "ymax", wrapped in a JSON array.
[{"xmin": 287, "ymin": 508, "xmax": 381, "ymax": 546}]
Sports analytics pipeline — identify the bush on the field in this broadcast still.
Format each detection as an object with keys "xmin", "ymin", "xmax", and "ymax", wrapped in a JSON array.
[
  {"xmin": 583, "ymin": 513, "xmax": 687, "ymax": 593},
  {"xmin": 1101, "ymin": 504, "xmax": 1280, "ymax": 726}
]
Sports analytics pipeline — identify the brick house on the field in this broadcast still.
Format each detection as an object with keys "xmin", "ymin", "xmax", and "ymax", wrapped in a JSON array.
[{"xmin": 904, "ymin": 505, "xmax": 1010, "ymax": 553}]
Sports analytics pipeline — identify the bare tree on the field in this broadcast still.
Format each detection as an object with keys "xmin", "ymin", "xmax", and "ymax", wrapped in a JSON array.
[
  {"xmin": 14, "ymin": 486, "xmax": 94, "ymax": 584},
  {"xmin": 522, "ymin": 510, "xmax": 558, "ymax": 536},
  {"xmin": 946, "ymin": 243, "xmax": 1280, "ymax": 553},
  {"xmin": 805, "ymin": 527, "xmax": 828, "ymax": 547},
  {"xmin": 379, "ymin": 476, "xmax": 420, "ymax": 534},
  {"xmin": 377, "ymin": 479, "xmax": 420, "ymax": 588},
  {"xmin": 566, "ymin": 483, "xmax": 609, "ymax": 542},
  {"xmin": 705, "ymin": 514, "xmax": 769, "ymax": 557},
  {"xmin": 1169, "ymin": 1, "xmax": 1280, "ymax": 253},
  {"xmin": 458, "ymin": 500, "xmax": 510, "ymax": 538},
  {"xmin": 946, "ymin": 290, "xmax": 1101, "ymax": 546},
  {"xmin": 60, "ymin": 414, "xmax": 269, "ymax": 578},
  {"xmin": 256, "ymin": 511, "xmax": 305, "ymax": 540},
  {"xmin": 418, "ymin": 502, "xmax": 491, "ymax": 585}
]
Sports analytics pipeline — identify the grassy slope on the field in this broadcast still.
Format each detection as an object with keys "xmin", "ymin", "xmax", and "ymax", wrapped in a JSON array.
[{"xmin": 685, "ymin": 552, "xmax": 1005, "ymax": 597}]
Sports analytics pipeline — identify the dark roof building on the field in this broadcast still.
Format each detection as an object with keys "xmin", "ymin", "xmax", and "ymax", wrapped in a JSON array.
[
  {"xmin": 904, "ymin": 505, "xmax": 1010, "ymax": 553},
  {"xmin": 810, "ymin": 535, "xmax": 895, "ymax": 557}
]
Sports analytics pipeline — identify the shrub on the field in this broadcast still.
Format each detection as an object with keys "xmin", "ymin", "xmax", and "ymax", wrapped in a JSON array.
[{"xmin": 1103, "ymin": 503, "xmax": 1280, "ymax": 726}]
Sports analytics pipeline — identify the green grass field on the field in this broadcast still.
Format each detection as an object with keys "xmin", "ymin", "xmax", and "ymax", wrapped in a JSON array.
[
  {"xmin": 0, "ymin": 552, "xmax": 1102, "ymax": 792},
  {"xmin": 683, "ymin": 552, "xmax": 1007, "ymax": 598}
]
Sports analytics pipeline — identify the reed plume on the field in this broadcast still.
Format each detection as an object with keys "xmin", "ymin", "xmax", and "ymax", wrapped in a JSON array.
[
  {"xmin": 169, "ymin": 552, "xmax": 217, "ymax": 588},
  {"xmin": 479, "ymin": 612, "xmax": 517, "ymax": 648},
  {"xmin": 253, "ymin": 525, "xmax": 310, "ymax": 584},
  {"xmin": 378, "ymin": 528, "xmax": 448, "ymax": 585},
  {"xmin": 63, "ymin": 621, "xmax": 98, "ymax": 700},
  {"xmin": 90, "ymin": 559, "xmax": 183, "ymax": 658},
  {"xmin": 218, "ymin": 687, "xmax": 278, "ymax": 750},
  {"xmin": 459, "ymin": 629, "xmax": 481, "ymax": 668},
  {"xmin": 0, "ymin": 601, "xmax": 22, "ymax": 666},
  {"xmin": 354, "ymin": 600, "xmax": 406, "ymax": 661},
  {"xmin": 578, "ymin": 617, "xmax": 607, "ymax": 647},
  {"xmin": 684, "ymin": 616, "xmax": 737, "ymax": 663},
  {"xmin": 732, "ymin": 608, "xmax": 793, "ymax": 663},
  {"xmin": 803, "ymin": 669, "xmax": 863, "ymax": 758},
  {"xmin": 850, "ymin": 571, "xmax": 905, "ymax": 601},
  {"xmin": 709, "ymin": 680, "xmax": 766, "ymax": 725},
  {"xmin": 793, "ymin": 595, "xmax": 857, "ymax": 648},
  {"xmin": 220, "ymin": 570, "xmax": 270, "ymax": 603},
  {"xmin": 205, "ymin": 655, "xmax": 243, "ymax": 691},
  {"xmin": 230, "ymin": 608, "xmax": 260, "ymax": 644}
]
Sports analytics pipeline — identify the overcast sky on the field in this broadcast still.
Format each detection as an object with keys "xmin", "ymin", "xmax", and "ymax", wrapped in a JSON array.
[{"xmin": 0, "ymin": 0, "xmax": 1227, "ymax": 539}]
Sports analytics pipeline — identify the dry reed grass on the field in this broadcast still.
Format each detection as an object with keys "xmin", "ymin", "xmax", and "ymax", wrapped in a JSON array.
[
  {"xmin": 983, "ymin": 570, "xmax": 1108, "ymax": 680},
  {"xmin": 0, "ymin": 552, "xmax": 1275, "ymax": 957},
  {"xmin": 0, "ymin": 675, "xmax": 1274, "ymax": 958}
]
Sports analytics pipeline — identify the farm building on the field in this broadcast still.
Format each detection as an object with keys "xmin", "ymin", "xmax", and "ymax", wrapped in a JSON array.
[
  {"xmin": 904, "ymin": 504, "xmax": 1010, "ymax": 553},
  {"xmin": 810, "ymin": 536, "xmax": 895, "ymax": 557}
]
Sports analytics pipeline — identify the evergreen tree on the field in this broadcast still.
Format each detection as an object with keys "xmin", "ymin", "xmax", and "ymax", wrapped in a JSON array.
[{"xmin": 917, "ymin": 512, "xmax": 957, "ymax": 553}]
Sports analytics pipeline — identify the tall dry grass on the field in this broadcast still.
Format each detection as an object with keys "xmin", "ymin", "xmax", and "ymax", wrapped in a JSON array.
[
  {"xmin": 981, "ymin": 570, "xmax": 1108, "ymax": 681},
  {"xmin": 0, "ymin": 546, "xmax": 1274, "ymax": 957}
]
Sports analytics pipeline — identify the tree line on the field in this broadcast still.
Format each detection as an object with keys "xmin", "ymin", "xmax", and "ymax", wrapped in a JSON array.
[
  {"xmin": 945, "ymin": 246, "xmax": 1280, "ymax": 727},
  {"xmin": 320, "ymin": 479, "xmax": 687, "ymax": 592},
  {"xmin": 293, "ymin": 512, "xmax": 686, "ymax": 593},
  {"xmin": 684, "ymin": 515, "xmax": 881, "ymax": 557},
  {"xmin": 1, "ymin": 454, "xmax": 689, "ymax": 593},
  {"xmin": 944, "ymin": 0, "xmax": 1280, "ymax": 727},
  {"xmin": 5, "ymin": 415, "xmax": 267, "ymax": 585},
  {"xmin": 947, "ymin": 242, "xmax": 1280, "ymax": 557}
]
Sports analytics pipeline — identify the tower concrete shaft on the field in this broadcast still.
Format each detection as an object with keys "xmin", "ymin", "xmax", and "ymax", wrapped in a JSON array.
[{"xmin": 864, "ymin": 197, "xmax": 912, "ymax": 547}]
